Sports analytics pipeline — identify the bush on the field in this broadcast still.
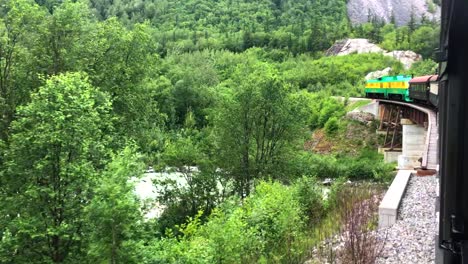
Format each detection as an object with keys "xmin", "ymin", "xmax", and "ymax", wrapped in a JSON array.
[
  {"xmin": 294, "ymin": 176, "xmax": 325, "ymax": 225},
  {"xmin": 305, "ymin": 149, "xmax": 394, "ymax": 181},
  {"xmin": 324, "ymin": 117, "xmax": 339, "ymax": 135},
  {"xmin": 146, "ymin": 181, "xmax": 308, "ymax": 263},
  {"xmin": 324, "ymin": 177, "xmax": 347, "ymax": 211},
  {"xmin": 201, "ymin": 209, "xmax": 261, "ymax": 263},
  {"xmin": 244, "ymin": 181, "xmax": 305, "ymax": 260},
  {"xmin": 337, "ymin": 186, "xmax": 384, "ymax": 264}
]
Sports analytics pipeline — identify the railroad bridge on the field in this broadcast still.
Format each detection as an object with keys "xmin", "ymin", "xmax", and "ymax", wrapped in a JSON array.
[{"xmin": 369, "ymin": 100, "xmax": 438, "ymax": 171}]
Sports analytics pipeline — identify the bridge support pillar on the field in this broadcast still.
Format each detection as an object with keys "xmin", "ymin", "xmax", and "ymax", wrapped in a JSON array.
[{"xmin": 398, "ymin": 118, "xmax": 426, "ymax": 169}]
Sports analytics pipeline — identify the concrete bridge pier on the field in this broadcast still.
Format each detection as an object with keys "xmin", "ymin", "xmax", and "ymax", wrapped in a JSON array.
[{"xmin": 398, "ymin": 118, "xmax": 426, "ymax": 169}]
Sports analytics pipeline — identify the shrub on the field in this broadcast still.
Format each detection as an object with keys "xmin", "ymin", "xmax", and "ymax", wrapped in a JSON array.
[
  {"xmin": 294, "ymin": 176, "xmax": 325, "ymax": 225},
  {"xmin": 201, "ymin": 209, "xmax": 261, "ymax": 263},
  {"xmin": 244, "ymin": 181, "xmax": 305, "ymax": 260},
  {"xmin": 324, "ymin": 116, "xmax": 339, "ymax": 135},
  {"xmin": 146, "ymin": 181, "xmax": 308, "ymax": 263},
  {"xmin": 337, "ymin": 186, "xmax": 384, "ymax": 264},
  {"xmin": 324, "ymin": 177, "xmax": 347, "ymax": 211}
]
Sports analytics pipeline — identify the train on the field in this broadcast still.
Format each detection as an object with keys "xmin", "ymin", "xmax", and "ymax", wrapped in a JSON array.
[{"xmin": 364, "ymin": 74, "xmax": 439, "ymax": 108}]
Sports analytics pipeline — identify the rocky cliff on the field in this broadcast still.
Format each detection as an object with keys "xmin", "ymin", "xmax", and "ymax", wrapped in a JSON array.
[
  {"xmin": 347, "ymin": 0, "xmax": 440, "ymax": 26},
  {"xmin": 327, "ymin": 38, "xmax": 422, "ymax": 69}
]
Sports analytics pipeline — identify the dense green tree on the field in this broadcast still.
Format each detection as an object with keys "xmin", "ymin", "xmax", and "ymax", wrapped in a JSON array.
[
  {"xmin": 404, "ymin": 59, "xmax": 438, "ymax": 76},
  {"xmin": 411, "ymin": 25, "xmax": 439, "ymax": 58},
  {"xmin": 90, "ymin": 20, "xmax": 164, "ymax": 152},
  {"xmin": 0, "ymin": 0, "xmax": 439, "ymax": 262},
  {"xmin": 213, "ymin": 62, "xmax": 311, "ymax": 196},
  {"xmin": 0, "ymin": 72, "xmax": 112, "ymax": 263},
  {"xmin": 0, "ymin": 0, "xmax": 47, "ymax": 140},
  {"xmin": 156, "ymin": 132, "xmax": 225, "ymax": 233},
  {"xmin": 86, "ymin": 146, "xmax": 145, "ymax": 264},
  {"xmin": 161, "ymin": 50, "xmax": 219, "ymax": 127}
]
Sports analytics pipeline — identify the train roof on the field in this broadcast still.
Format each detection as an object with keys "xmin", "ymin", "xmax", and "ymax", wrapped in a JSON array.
[
  {"xmin": 366, "ymin": 75, "xmax": 412, "ymax": 83},
  {"xmin": 409, "ymin": 75, "xmax": 434, "ymax": 84}
]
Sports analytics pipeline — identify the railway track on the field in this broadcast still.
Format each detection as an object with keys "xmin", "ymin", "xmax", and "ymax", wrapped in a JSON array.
[{"xmin": 377, "ymin": 99, "xmax": 438, "ymax": 170}]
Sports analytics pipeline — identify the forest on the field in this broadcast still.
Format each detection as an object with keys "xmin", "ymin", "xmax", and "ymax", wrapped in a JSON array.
[{"xmin": 0, "ymin": 0, "xmax": 439, "ymax": 263}]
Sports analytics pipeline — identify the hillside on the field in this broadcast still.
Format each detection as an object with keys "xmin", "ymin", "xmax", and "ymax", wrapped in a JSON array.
[
  {"xmin": 30, "ymin": 0, "xmax": 441, "ymax": 56},
  {"xmin": 0, "ymin": 1, "xmax": 438, "ymax": 263},
  {"xmin": 88, "ymin": 0, "xmax": 350, "ymax": 54},
  {"xmin": 348, "ymin": 0, "xmax": 440, "ymax": 26}
]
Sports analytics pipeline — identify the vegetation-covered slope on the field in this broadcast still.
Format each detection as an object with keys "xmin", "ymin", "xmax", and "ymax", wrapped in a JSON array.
[{"xmin": 0, "ymin": 0, "xmax": 434, "ymax": 263}]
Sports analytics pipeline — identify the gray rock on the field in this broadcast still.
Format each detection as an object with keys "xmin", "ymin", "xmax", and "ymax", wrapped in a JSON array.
[
  {"xmin": 347, "ymin": 0, "xmax": 441, "ymax": 26},
  {"xmin": 346, "ymin": 111, "xmax": 375, "ymax": 123},
  {"xmin": 384, "ymin": 50, "xmax": 423, "ymax": 70},
  {"xmin": 328, "ymin": 39, "xmax": 422, "ymax": 68},
  {"xmin": 366, "ymin": 67, "xmax": 393, "ymax": 80}
]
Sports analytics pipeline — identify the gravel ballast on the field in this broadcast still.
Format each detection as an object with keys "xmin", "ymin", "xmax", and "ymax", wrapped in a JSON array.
[{"xmin": 377, "ymin": 175, "xmax": 438, "ymax": 264}]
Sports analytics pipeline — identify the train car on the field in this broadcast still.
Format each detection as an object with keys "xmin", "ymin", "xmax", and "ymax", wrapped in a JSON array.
[
  {"xmin": 408, "ymin": 74, "xmax": 438, "ymax": 106},
  {"xmin": 428, "ymin": 75, "xmax": 439, "ymax": 107},
  {"xmin": 365, "ymin": 75, "xmax": 413, "ymax": 102}
]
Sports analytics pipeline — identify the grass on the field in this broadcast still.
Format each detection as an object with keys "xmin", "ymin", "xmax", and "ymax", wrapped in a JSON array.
[
  {"xmin": 308, "ymin": 119, "xmax": 380, "ymax": 155},
  {"xmin": 345, "ymin": 99, "xmax": 372, "ymax": 112},
  {"xmin": 293, "ymin": 183, "xmax": 385, "ymax": 264}
]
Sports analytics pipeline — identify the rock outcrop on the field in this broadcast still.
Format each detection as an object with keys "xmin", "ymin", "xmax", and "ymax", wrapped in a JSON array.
[
  {"xmin": 347, "ymin": 0, "xmax": 440, "ymax": 26},
  {"xmin": 327, "ymin": 38, "xmax": 422, "ymax": 69},
  {"xmin": 329, "ymin": 38, "xmax": 384, "ymax": 56},
  {"xmin": 384, "ymin": 50, "xmax": 422, "ymax": 69},
  {"xmin": 346, "ymin": 111, "xmax": 375, "ymax": 124},
  {"xmin": 365, "ymin": 67, "xmax": 392, "ymax": 80}
]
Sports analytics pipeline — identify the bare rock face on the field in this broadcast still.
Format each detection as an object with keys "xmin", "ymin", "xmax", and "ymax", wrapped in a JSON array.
[
  {"xmin": 383, "ymin": 50, "xmax": 423, "ymax": 69},
  {"xmin": 334, "ymin": 38, "xmax": 384, "ymax": 55},
  {"xmin": 327, "ymin": 39, "xmax": 422, "ymax": 69},
  {"xmin": 365, "ymin": 67, "xmax": 392, "ymax": 80},
  {"xmin": 347, "ymin": 0, "xmax": 440, "ymax": 26}
]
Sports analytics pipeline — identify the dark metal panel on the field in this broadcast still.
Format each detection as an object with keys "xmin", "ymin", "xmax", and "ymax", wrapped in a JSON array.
[{"xmin": 438, "ymin": 0, "xmax": 468, "ymax": 262}]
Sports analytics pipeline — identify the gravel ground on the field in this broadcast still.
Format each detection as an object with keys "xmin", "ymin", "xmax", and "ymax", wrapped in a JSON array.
[{"xmin": 377, "ymin": 175, "xmax": 438, "ymax": 264}]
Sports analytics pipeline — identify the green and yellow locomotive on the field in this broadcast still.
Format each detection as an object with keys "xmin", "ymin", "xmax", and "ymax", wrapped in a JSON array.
[
  {"xmin": 364, "ymin": 75, "xmax": 413, "ymax": 102},
  {"xmin": 364, "ymin": 74, "xmax": 439, "ymax": 107}
]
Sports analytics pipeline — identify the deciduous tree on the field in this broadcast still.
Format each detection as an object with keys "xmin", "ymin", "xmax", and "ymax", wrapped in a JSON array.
[{"xmin": 0, "ymin": 72, "xmax": 112, "ymax": 263}]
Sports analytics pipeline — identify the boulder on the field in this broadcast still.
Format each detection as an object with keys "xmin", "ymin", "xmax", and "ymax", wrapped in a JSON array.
[
  {"xmin": 328, "ymin": 38, "xmax": 422, "ymax": 69},
  {"xmin": 332, "ymin": 38, "xmax": 384, "ymax": 56},
  {"xmin": 346, "ymin": 111, "xmax": 375, "ymax": 124},
  {"xmin": 365, "ymin": 67, "xmax": 392, "ymax": 80},
  {"xmin": 384, "ymin": 50, "xmax": 423, "ymax": 69}
]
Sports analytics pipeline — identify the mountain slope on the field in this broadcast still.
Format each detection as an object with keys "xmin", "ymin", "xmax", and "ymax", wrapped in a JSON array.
[{"xmin": 347, "ymin": 0, "xmax": 441, "ymax": 26}]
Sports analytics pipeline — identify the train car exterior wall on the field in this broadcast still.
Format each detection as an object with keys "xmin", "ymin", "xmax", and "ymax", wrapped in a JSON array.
[{"xmin": 365, "ymin": 75, "xmax": 412, "ymax": 102}]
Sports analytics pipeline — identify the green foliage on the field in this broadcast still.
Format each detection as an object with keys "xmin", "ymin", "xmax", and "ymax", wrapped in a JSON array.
[
  {"xmin": 82, "ymin": 0, "xmax": 350, "ymax": 54},
  {"xmin": 324, "ymin": 177, "xmax": 347, "ymax": 211},
  {"xmin": 0, "ymin": 0, "xmax": 420, "ymax": 261},
  {"xmin": 281, "ymin": 53, "xmax": 403, "ymax": 97},
  {"xmin": 213, "ymin": 62, "xmax": 312, "ymax": 196},
  {"xmin": 146, "ymin": 181, "xmax": 307, "ymax": 263},
  {"xmin": 86, "ymin": 146, "xmax": 145, "ymax": 264},
  {"xmin": 0, "ymin": 0, "xmax": 47, "ymax": 140},
  {"xmin": 404, "ymin": 59, "xmax": 438, "ymax": 76},
  {"xmin": 244, "ymin": 181, "xmax": 305, "ymax": 259},
  {"xmin": 294, "ymin": 177, "xmax": 325, "ymax": 225},
  {"xmin": 155, "ymin": 131, "xmax": 228, "ymax": 234},
  {"xmin": 324, "ymin": 116, "xmax": 340, "ymax": 136},
  {"xmin": 0, "ymin": 72, "xmax": 112, "ymax": 263},
  {"xmin": 293, "ymin": 149, "xmax": 394, "ymax": 181},
  {"xmin": 375, "ymin": 21, "xmax": 439, "ymax": 59},
  {"xmin": 411, "ymin": 26, "xmax": 440, "ymax": 58}
]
